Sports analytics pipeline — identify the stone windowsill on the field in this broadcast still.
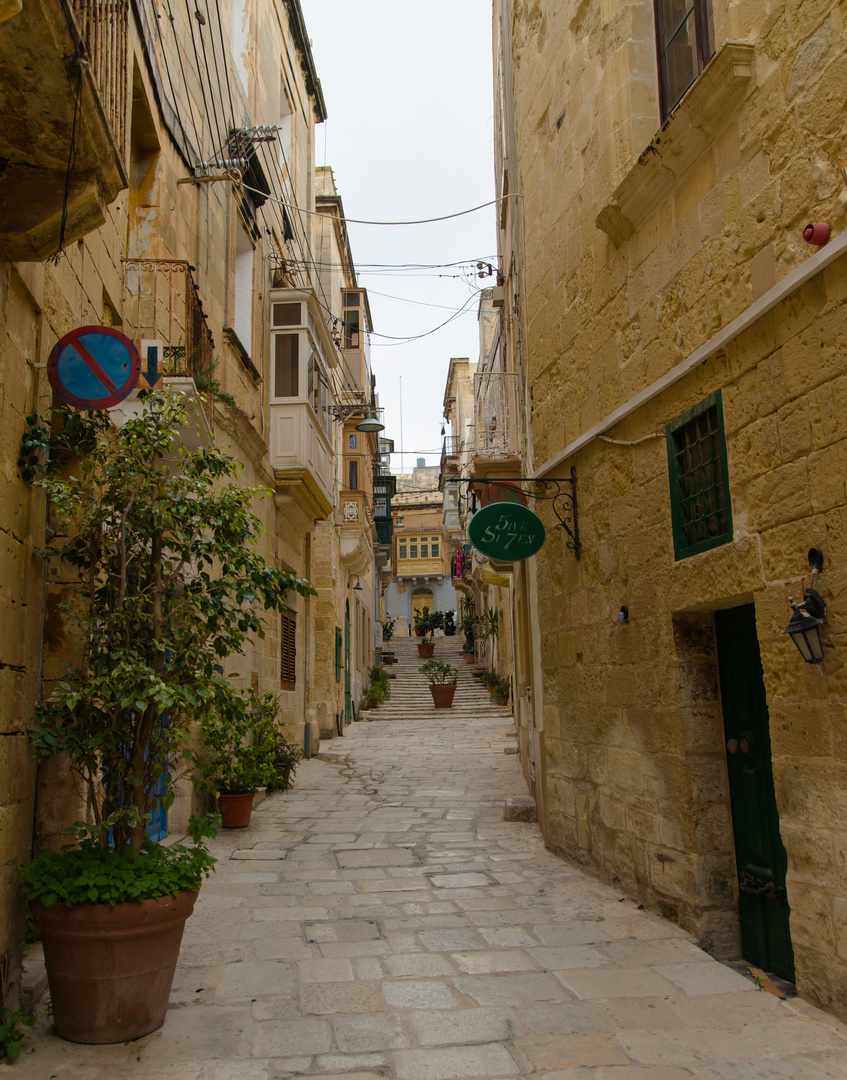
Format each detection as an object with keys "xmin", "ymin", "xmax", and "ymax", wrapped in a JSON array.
[
  {"xmin": 223, "ymin": 326, "xmax": 262, "ymax": 384},
  {"xmin": 596, "ymin": 41, "xmax": 756, "ymax": 247}
]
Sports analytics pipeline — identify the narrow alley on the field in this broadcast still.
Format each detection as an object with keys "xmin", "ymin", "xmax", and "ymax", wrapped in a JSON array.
[{"xmin": 14, "ymin": 638, "xmax": 847, "ymax": 1079}]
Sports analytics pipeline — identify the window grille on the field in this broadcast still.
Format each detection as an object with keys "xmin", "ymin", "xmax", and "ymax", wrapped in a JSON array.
[{"xmin": 666, "ymin": 390, "xmax": 732, "ymax": 559}]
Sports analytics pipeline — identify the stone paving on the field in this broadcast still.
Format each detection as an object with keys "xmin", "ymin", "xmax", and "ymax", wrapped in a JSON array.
[{"xmin": 14, "ymin": 691, "xmax": 847, "ymax": 1078}]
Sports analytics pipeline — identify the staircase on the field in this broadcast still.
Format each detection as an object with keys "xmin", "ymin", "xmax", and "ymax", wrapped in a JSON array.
[{"xmin": 367, "ymin": 635, "xmax": 510, "ymax": 721}]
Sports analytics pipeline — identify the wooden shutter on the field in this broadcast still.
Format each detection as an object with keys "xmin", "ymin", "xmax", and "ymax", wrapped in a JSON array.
[{"xmin": 280, "ymin": 610, "xmax": 297, "ymax": 690}]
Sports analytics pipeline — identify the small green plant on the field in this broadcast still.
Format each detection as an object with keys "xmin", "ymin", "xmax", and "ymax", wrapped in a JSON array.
[
  {"xmin": 197, "ymin": 690, "xmax": 297, "ymax": 795},
  {"xmin": 414, "ymin": 607, "xmax": 445, "ymax": 640},
  {"xmin": 381, "ymin": 618, "xmax": 396, "ymax": 641},
  {"xmin": 479, "ymin": 670, "xmax": 498, "ymax": 688},
  {"xmin": 18, "ymin": 817, "xmax": 218, "ymax": 907},
  {"xmin": 0, "ymin": 1006, "xmax": 35, "ymax": 1061},
  {"xmin": 752, "ymin": 973, "xmax": 765, "ymax": 991},
  {"xmin": 490, "ymin": 678, "xmax": 511, "ymax": 704},
  {"xmin": 419, "ymin": 660, "xmax": 458, "ymax": 685},
  {"xmin": 363, "ymin": 666, "xmax": 391, "ymax": 708},
  {"xmin": 477, "ymin": 607, "xmax": 500, "ymax": 644},
  {"xmin": 463, "ymin": 635, "xmax": 476, "ymax": 654}
]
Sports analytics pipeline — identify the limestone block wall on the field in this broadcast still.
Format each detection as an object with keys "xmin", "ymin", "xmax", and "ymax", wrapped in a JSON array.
[{"xmin": 505, "ymin": 0, "xmax": 847, "ymax": 1014}]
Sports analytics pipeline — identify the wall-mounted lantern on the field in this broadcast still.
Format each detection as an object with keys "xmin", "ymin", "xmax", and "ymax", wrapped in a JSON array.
[{"xmin": 781, "ymin": 547, "xmax": 827, "ymax": 664}]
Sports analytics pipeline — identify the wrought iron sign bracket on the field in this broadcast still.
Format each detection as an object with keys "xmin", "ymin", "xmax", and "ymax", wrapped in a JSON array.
[{"xmin": 455, "ymin": 468, "xmax": 580, "ymax": 560}]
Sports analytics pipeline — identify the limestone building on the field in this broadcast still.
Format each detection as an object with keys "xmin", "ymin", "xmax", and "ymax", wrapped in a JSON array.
[
  {"xmin": 384, "ymin": 462, "xmax": 457, "ymax": 634},
  {"xmin": 491, "ymin": 0, "xmax": 847, "ymax": 1015},
  {"xmin": 0, "ymin": 0, "xmax": 380, "ymax": 1011}
]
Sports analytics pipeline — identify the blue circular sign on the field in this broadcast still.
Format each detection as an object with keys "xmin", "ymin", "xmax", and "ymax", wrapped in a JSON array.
[{"xmin": 47, "ymin": 326, "xmax": 141, "ymax": 410}]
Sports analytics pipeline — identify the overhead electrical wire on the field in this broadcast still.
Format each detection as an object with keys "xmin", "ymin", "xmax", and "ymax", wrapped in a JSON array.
[
  {"xmin": 182, "ymin": 0, "xmax": 224, "ymax": 163},
  {"xmin": 238, "ymin": 186, "xmax": 519, "ymax": 226}
]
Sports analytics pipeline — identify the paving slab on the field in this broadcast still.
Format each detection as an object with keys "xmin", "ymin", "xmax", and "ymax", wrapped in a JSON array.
[{"xmin": 12, "ymin": 674, "xmax": 847, "ymax": 1078}]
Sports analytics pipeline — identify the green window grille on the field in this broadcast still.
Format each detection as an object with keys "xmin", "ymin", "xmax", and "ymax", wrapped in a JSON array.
[
  {"xmin": 666, "ymin": 390, "xmax": 732, "ymax": 560},
  {"xmin": 335, "ymin": 626, "xmax": 342, "ymax": 682},
  {"xmin": 420, "ymin": 544, "xmax": 428, "ymax": 558},
  {"xmin": 432, "ymin": 543, "xmax": 439, "ymax": 558}
]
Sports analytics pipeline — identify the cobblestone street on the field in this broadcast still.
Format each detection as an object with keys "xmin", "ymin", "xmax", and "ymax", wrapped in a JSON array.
[{"xmin": 15, "ymin": 649, "xmax": 847, "ymax": 1078}]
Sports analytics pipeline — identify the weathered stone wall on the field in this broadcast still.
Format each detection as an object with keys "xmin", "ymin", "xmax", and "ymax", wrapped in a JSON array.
[
  {"xmin": 505, "ymin": 0, "xmax": 847, "ymax": 1014},
  {"xmin": 0, "ymin": 0, "xmax": 327, "ymax": 1003}
]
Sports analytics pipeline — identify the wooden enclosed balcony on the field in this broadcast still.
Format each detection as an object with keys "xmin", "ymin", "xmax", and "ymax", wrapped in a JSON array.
[
  {"xmin": 269, "ymin": 289, "xmax": 339, "ymax": 521},
  {"xmin": 473, "ymin": 370, "xmax": 521, "ymax": 465},
  {"xmin": 0, "ymin": 0, "xmax": 128, "ymax": 260}
]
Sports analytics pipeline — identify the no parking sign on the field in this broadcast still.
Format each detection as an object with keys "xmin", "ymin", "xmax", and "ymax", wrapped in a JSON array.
[{"xmin": 47, "ymin": 326, "xmax": 141, "ymax": 409}]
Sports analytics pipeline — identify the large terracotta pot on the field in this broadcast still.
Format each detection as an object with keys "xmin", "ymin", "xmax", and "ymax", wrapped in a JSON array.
[
  {"xmin": 31, "ymin": 889, "xmax": 198, "ymax": 1044},
  {"xmin": 464, "ymin": 653, "xmax": 476, "ymax": 664},
  {"xmin": 429, "ymin": 684, "xmax": 456, "ymax": 708},
  {"xmin": 417, "ymin": 642, "xmax": 435, "ymax": 658},
  {"xmin": 218, "ymin": 791, "xmax": 255, "ymax": 828}
]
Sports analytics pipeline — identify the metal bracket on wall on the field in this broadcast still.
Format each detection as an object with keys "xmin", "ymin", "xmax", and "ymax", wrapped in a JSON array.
[{"xmin": 453, "ymin": 468, "xmax": 580, "ymax": 560}]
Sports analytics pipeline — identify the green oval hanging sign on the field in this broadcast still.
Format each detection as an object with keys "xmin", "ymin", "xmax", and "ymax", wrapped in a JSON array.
[{"xmin": 468, "ymin": 501, "xmax": 546, "ymax": 562}]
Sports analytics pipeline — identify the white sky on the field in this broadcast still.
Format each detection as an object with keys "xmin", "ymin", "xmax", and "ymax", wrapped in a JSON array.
[{"xmin": 299, "ymin": 0, "xmax": 496, "ymax": 470}]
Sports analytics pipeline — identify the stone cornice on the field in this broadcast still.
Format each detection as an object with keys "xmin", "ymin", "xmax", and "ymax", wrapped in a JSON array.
[{"xmin": 596, "ymin": 41, "xmax": 756, "ymax": 247}]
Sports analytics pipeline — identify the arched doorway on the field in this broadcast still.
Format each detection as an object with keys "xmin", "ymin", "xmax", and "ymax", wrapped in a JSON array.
[{"xmin": 411, "ymin": 587, "xmax": 434, "ymax": 629}]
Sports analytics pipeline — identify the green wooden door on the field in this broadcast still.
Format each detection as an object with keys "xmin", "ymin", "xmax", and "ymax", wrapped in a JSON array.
[
  {"xmin": 344, "ymin": 601, "xmax": 352, "ymax": 725},
  {"xmin": 715, "ymin": 605, "xmax": 794, "ymax": 980}
]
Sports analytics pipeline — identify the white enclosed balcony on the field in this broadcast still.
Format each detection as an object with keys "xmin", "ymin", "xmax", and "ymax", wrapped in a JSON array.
[
  {"xmin": 269, "ymin": 289, "xmax": 338, "ymax": 521},
  {"xmin": 474, "ymin": 370, "xmax": 520, "ymax": 462}
]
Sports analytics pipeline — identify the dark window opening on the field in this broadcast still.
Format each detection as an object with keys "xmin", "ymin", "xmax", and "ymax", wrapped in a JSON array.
[{"xmin": 654, "ymin": 0, "xmax": 715, "ymax": 119}]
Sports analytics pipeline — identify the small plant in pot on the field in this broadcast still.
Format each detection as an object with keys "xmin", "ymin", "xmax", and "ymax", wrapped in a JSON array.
[
  {"xmin": 380, "ymin": 619, "xmax": 397, "ymax": 663},
  {"xmin": 463, "ymin": 634, "xmax": 476, "ymax": 663},
  {"xmin": 16, "ymin": 394, "xmax": 314, "ymax": 1045},
  {"xmin": 415, "ymin": 609, "xmax": 444, "ymax": 656},
  {"xmin": 419, "ymin": 660, "xmax": 458, "ymax": 708},
  {"xmin": 196, "ymin": 690, "xmax": 282, "ymax": 827},
  {"xmin": 490, "ymin": 678, "xmax": 511, "ymax": 706},
  {"xmin": 413, "ymin": 605, "xmax": 432, "ymax": 638},
  {"xmin": 361, "ymin": 666, "xmax": 391, "ymax": 710}
]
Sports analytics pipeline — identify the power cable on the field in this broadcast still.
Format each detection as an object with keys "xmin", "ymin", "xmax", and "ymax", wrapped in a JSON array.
[
  {"xmin": 200, "ymin": 0, "xmax": 232, "ymax": 139},
  {"xmin": 151, "ymin": 0, "xmax": 199, "ymax": 160},
  {"xmin": 238, "ymin": 186, "xmax": 519, "ymax": 226},
  {"xmin": 181, "ymin": 0, "xmax": 223, "ymax": 162}
]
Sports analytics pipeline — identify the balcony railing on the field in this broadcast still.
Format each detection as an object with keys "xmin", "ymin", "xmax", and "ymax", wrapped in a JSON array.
[
  {"xmin": 474, "ymin": 371, "xmax": 520, "ymax": 460},
  {"xmin": 123, "ymin": 259, "xmax": 215, "ymax": 424},
  {"xmin": 72, "ymin": 0, "xmax": 128, "ymax": 154},
  {"xmin": 440, "ymin": 435, "xmax": 462, "ymax": 471}
]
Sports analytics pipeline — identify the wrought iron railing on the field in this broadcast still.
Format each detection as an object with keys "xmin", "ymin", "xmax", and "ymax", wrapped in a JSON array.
[
  {"xmin": 474, "ymin": 370, "xmax": 520, "ymax": 459},
  {"xmin": 122, "ymin": 259, "xmax": 216, "ymax": 423},
  {"xmin": 440, "ymin": 435, "xmax": 462, "ymax": 470},
  {"xmin": 71, "ymin": 0, "xmax": 128, "ymax": 154}
]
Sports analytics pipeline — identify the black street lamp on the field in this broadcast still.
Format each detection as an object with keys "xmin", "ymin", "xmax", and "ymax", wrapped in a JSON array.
[{"xmin": 781, "ymin": 548, "xmax": 827, "ymax": 664}]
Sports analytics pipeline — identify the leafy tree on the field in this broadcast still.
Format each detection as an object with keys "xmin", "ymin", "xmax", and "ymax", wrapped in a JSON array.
[{"xmin": 20, "ymin": 393, "xmax": 314, "ymax": 857}]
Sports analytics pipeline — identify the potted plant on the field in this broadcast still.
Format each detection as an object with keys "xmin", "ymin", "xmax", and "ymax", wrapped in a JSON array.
[
  {"xmin": 413, "ymin": 605, "xmax": 431, "ymax": 637},
  {"xmin": 491, "ymin": 678, "xmax": 511, "ymax": 706},
  {"xmin": 196, "ymin": 691, "xmax": 280, "ymax": 827},
  {"xmin": 381, "ymin": 618, "xmax": 396, "ymax": 663},
  {"xmin": 361, "ymin": 666, "xmax": 391, "ymax": 711},
  {"xmin": 419, "ymin": 660, "xmax": 458, "ymax": 708},
  {"xmin": 415, "ymin": 609, "xmax": 444, "ymax": 657},
  {"xmin": 16, "ymin": 394, "xmax": 314, "ymax": 1044}
]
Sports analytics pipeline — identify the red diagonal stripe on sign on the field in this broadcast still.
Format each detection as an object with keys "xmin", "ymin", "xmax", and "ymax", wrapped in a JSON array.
[{"xmin": 69, "ymin": 338, "xmax": 120, "ymax": 395}]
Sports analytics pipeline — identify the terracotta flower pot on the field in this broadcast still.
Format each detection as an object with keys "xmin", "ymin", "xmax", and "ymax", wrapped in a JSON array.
[
  {"xmin": 417, "ymin": 642, "xmax": 435, "ymax": 658},
  {"xmin": 429, "ymin": 684, "xmax": 456, "ymax": 708},
  {"xmin": 31, "ymin": 889, "xmax": 198, "ymax": 1044},
  {"xmin": 464, "ymin": 653, "xmax": 475, "ymax": 663},
  {"xmin": 218, "ymin": 791, "xmax": 255, "ymax": 828}
]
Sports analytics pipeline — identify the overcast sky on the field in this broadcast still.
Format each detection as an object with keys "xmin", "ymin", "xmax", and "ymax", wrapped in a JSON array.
[{"xmin": 299, "ymin": 0, "xmax": 496, "ymax": 470}]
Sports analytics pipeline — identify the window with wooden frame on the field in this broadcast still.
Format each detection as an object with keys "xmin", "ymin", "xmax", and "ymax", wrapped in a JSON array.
[
  {"xmin": 666, "ymin": 390, "xmax": 732, "ymax": 560},
  {"xmin": 280, "ymin": 609, "xmax": 296, "ymax": 690},
  {"xmin": 654, "ymin": 0, "xmax": 715, "ymax": 120}
]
